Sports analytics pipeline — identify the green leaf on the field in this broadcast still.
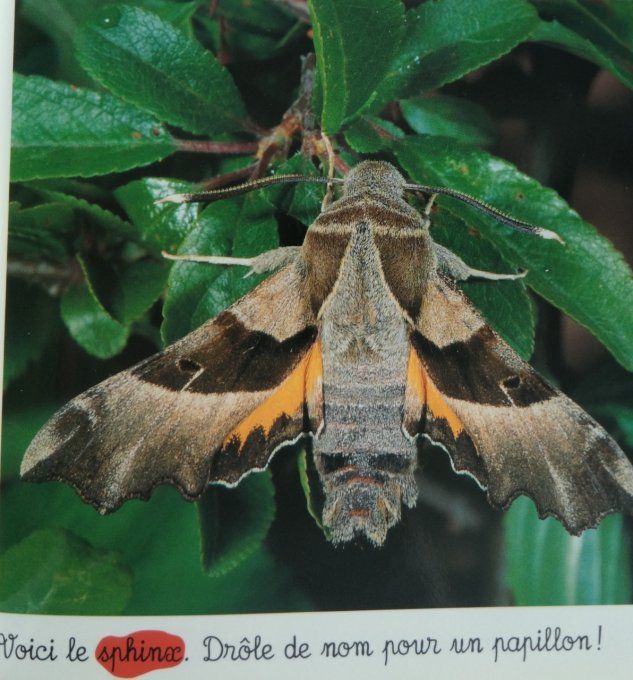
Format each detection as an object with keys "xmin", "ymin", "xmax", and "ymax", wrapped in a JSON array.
[
  {"xmin": 400, "ymin": 95, "xmax": 496, "ymax": 147},
  {"xmin": 592, "ymin": 0, "xmax": 633, "ymax": 47},
  {"xmin": 161, "ymin": 194, "xmax": 278, "ymax": 343},
  {"xmin": 531, "ymin": 0, "xmax": 633, "ymax": 63},
  {"xmin": 136, "ymin": 0, "xmax": 202, "ymax": 34},
  {"xmin": 206, "ymin": 0, "xmax": 298, "ymax": 61},
  {"xmin": 371, "ymin": 0, "xmax": 539, "ymax": 111},
  {"xmin": 20, "ymin": 0, "xmax": 100, "ymax": 87},
  {"xmin": 244, "ymin": 153, "xmax": 324, "ymax": 228},
  {"xmin": 75, "ymin": 4, "xmax": 247, "ymax": 135},
  {"xmin": 111, "ymin": 259, "xmax": 170, "ymax": 325},
  {"xmin": 60, "ymin": 256, "xmax": 130, "ymax": 358},
  {"xmin": 395, "ymin": 135, "xmax": 633, "ymax": 371},
  {"xmin": 3, "ymin": 281, "xmax": 57, "ymax": 391},
  {"xmin": 115, "ymin": 177, "xmax": 200, "ymax": 253},
  {"xmin": 431, "ymin": 211, "xmax": 535, "ymax": 358},
  {"xmin": 84, "ymin": 254, "xmax": 167, "ymax": 338},
  {"xmin": 74, "ymin": 254, "xmax": 121, "ymax": 317},
  {"xmin": 309, "ymin": 0, "xmax": 405, "ymax": 132},
  {"xmin": 343, "ymin": 116, "xmax": 404, "ymax": 153},
  {"xmin": 297, "ymin": 449, "xmax": 324, "ymax": 530},
  {"xmin": 1, "ymin": 474, "xmax": 311, "ymax": 614},
  {"xmin": 61, "ymin": 283, "xmax": 129, "ymax": 358},
  {"xmin": 26, "ymin": 178, "xmax": 113, "ymax": 204},
  {"xmin": 531, "ymin": 19, "xmax": 633, "ymax": 89},
  {"xmin": 505, "ymin": 496, "xmax": 631, "ymax": 604},
  {"xmin": 26, "ymin": 183, "xmax": 136, "ymax": 241},
  {"xmin": 0, "ymin": 528, "xmax": 132, "ymax": 614},
  {"xmin": 20, "ymin": 0, "xmax": 202, "ymax": 85},
  {"xmin": 8, "ymin": 202, "xmax": 75, "ymax": 261},
  {"xmin": 287, "ymin": 164, "xmax": 325, "ymax": 226},
  {"xmin": 197, "ymin": 472, "xmax": 275, "ymax": 577},
  {"xmin": 287, "ymin": 180, "xmax": 324, "ymax": 227},
  {"xmin": 213, "ymin": 0, "xmax": 296, "ymax": 39},
  {"xmin": 259, "ymin": 154, "xmax": 324, "ymax": 227},
  {"xmin": 11, "ymin": 75, "xmax": 176, "ymax": 181}
]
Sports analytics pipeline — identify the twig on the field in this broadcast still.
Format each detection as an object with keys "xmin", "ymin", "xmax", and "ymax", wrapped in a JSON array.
[
  {"xmin": 332, "ymin": 154, "xmax": 350, "ymax": 175},
  {"xmin": 366, "ymin": 118, "xmax": 396, "ymax": 141},
  {"xmin": 176, "ymin": 139, "xmax": 259, "ymax": 155},
  {"xmin": 251, "ymin": 143, "xmax": 279, "ymax": 180},
  {"xmin": 7, "ymin": 259, "xmax": 82, "ymax": 296},
  {"xmin": 200, "ymin": 163, "xmax": 260, "ymax": 191}
]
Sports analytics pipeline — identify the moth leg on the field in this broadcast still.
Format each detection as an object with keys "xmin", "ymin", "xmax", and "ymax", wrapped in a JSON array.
[
  {"xmin": 434, "ymin": 243, "xmax": 526, "ymax": 281},
  {"xmin": 162, "ymin": 252, "xmax": 253, "ymax": 266},
  {"xmin": 423, "ymin": 192, "xmax": 438, "ymax": 216},
  {"xmin": 162, "ymin": 246, "xmax": 301, "ymax": 277},
  {"xmin": 247, "ymin": 246, "xmax": 302, "ymax": 276}
]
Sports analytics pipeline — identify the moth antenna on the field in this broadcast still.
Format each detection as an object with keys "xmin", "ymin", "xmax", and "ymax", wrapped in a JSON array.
[
  {"xmin": 156, "ymin": 174, "xmax": 344, "ymax": 204},
  {"xmin": 404, "ymin": 183, "xmax": 565, "ymax": 243}
]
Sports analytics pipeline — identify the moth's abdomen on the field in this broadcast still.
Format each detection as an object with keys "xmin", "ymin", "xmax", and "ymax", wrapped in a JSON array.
[{"xmin": 314, "ymin": 379, "xmax": 417, "ymax": 546}]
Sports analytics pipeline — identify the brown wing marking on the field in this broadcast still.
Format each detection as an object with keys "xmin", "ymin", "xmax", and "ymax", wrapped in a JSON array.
[
  {"xmin": 21, "ymin": 263, "xmax": 321, "ymax": 511},
  {"xmin": 225, "ymin": 339, "xmax": 323, "ymax": 450},
  {"xmin": 212, "ymin": 340, "xmax": 324, "ymax": 482},
  {"xmin": 404, "ymin": 345, "xmax": 485, "ymax": 485},
  {"xmin": 409, "ymin": 271, "xmax": 633, "ymax": 533}
]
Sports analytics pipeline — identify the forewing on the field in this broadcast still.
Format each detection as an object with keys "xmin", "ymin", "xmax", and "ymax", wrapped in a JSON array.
[
  {"xmin": 21, "ymin": 263, "xmax": 323, "ymax": 512},
  {"xmin": 405, "ymin": 271, "xmax": 633, "ymax": 533}
]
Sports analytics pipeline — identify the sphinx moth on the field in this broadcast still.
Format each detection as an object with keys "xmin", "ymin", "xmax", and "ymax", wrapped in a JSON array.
[{"xmin": 21, "ymin": 161, "xmax": 633, "ymax": 546}]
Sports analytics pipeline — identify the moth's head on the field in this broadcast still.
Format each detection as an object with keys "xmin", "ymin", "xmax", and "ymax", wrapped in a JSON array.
[{"xmin": 343, "ymin": 161, "xmax": 406, "ymax": 200}]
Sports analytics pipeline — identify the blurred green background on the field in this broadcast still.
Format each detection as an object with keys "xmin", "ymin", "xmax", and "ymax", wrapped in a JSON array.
[{"xmin": 2, "ymin": 0, "xmax": 633, "ymax": 614}]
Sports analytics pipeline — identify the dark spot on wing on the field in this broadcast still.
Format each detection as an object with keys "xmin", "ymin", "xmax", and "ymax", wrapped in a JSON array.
[
  {"xmin": 503, "ymin": 375, "xmax": 521, "ymax": 390},
  {"xmin": 134, "ymin": 312, "xmax": 317, "ymax": 394},
  {"xmin": 177, "ymin": 358, "xmax": 201, "ymax": 373},
  {"xmin": 412, "ymin": 327, "xmax": 556, "ymax": 407}
]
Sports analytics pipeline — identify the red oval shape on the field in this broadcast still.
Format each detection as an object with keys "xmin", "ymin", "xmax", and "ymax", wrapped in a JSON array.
[{"xmin": 95, "ymin": 630, "xmax": 185, "ymax": 678}]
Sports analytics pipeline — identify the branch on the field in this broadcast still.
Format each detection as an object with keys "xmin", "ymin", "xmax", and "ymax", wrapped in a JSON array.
[
  {"xmin": 200, "ymin": 163, "xmax": 260, "ymax": 190},
  {"xmin": 7, "ymin": 259, "xmax": 82, "ymax": 296},
  {"xmin": 176, "ymin": 139, "xmax": 259, "ymax": 155}
]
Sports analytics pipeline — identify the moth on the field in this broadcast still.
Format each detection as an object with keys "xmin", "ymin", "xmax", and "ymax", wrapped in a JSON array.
[{"xmin": 21, "ymin": 160, "xmax": 633, "ymax": 546}]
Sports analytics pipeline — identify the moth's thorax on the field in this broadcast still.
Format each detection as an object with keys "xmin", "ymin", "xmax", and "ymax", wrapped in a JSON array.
[
  {"xmin": 302, "ymin": 191, "xmax": 436, "ymax": 321},
  {"xmin": 319, "ymin": 222, "xmax": 408, "ymax": 362},
  {"xmin": 342, "ymin": 160, "xmax": 407, "ymax": 200}
]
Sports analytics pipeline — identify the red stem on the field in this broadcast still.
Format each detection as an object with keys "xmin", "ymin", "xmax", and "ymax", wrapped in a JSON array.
[
  {"xmin": 176, "ymin": 139, "xmax": 259, "ymax": 155},
  {"xmin": 200, "ymin": 163, "xmax": 259, "ymax": 190},
  {"xmin": 250, "ymin": 143, "xmax": 279, "ymax": 179},
  {"xmin": 333, "ymin": 154, "xmax": 351, "ymax": 174}
]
